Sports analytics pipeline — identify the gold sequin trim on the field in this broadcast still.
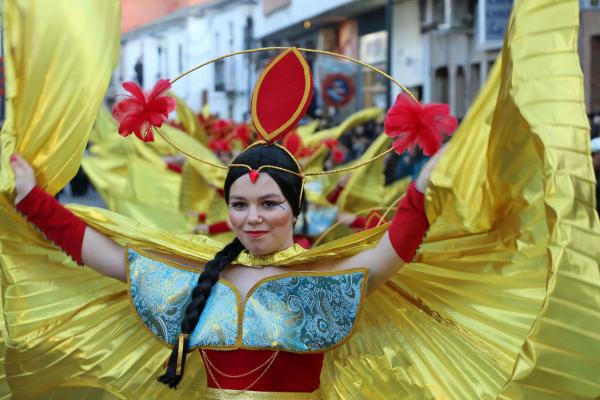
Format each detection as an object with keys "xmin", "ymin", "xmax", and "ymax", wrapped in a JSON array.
[{"xmin": 204, "ymin": 387, "xmax": 322, "ymax": 400}]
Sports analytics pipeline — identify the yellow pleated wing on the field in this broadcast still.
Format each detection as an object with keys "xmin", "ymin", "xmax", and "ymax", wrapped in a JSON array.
[
  {"xmin": 319, "ymin": 0, "xmax": 600, "ymax": 399},
  {"xmin": 1, "ymin": 0, "xmax": 599, "ymax": 399},
  {"xmin": 0, "ymin": 1, "xmax": 206, "ymax": 398}
]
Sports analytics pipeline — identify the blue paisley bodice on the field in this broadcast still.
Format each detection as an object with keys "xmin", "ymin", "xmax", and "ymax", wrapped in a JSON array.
[{"xmin": 127, "ymin": 248, "xmax": 368, "ymax": 352}]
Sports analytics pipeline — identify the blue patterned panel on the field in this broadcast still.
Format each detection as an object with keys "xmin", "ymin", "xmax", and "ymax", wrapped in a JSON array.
[
  {"xmin": 128, "ymin": 248, "xmax": 238, "ymax": 348},
  {"xmin": 190, "ymin": 282, "xmax": 239, "ymax": 347},
  {"xmin": 242, "ymin": 270, "xmax": 367, "ymax": 352}
]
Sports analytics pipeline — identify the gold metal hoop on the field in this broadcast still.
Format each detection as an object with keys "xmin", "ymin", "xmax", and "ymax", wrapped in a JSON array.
[
  {"xmin": 166, "ymin": 46, "xmax": 414, "ymax": 178},
  {"xmin": 170, "ymin": 46, "xmax": 418, "ymax": 103}
]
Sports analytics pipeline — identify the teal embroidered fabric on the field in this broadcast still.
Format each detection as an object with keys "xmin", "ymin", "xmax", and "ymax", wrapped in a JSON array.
[
  {"xmin": 128, "ymin": 248, "xmax": 366, "ymax": 352},
  {"xmin": 242, "ymin": 271, "xmax": 366, "ymax": 351},
  {"xmin": 128, "ymin": 248, "xmax": 238, "ymax": 348}
]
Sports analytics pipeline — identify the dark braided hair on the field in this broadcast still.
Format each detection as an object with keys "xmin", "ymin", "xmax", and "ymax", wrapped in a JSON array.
[{"xmin": 158, "ymin": 143, "xmax": 304, "ymax": 388}]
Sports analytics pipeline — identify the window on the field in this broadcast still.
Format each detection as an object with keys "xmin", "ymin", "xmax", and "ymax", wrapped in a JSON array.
[
  {"xmin": 455, "ymin": 66, "xmax": 465, "ymax": 117},
  {"xmin": 434, "ymin": 67, "xmax": 449, "ymax": 103},
  {"xmin": 178, "ymin": 44, "xmax": 183, "ymax": 73},
  {"xmin": 421, "ymin": 0, "xmax": 445, "ymax": 31},
  {"xmin": 470, "ymin": 63, "xmax": 481, "ymax": 102},
  {"xmin": 214, "ymin": 60, "xmax": 225, "ymax": 92}
]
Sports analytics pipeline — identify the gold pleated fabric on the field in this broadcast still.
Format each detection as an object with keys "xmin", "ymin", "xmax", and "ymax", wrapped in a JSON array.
[
  {"xmin": 336, "ymin": 133, "xmax": 391, "ymax": 214},
  {"xmin": 0, "ymin": 1, "xmax": 205, "ymax": 398},
  {"xmin": 84, "ymin": 109, "xmax": 231, "ymax": 236},
  {"xmin": 173, "ymin": 93, "xmax": 208, "ymax": 145},
  {"xmin": 303, "ymin": 107, "xmax": 383, "ymax": 147},
  {"xmin": 0, "ymin": 0, "xmax": 598, "ymax": 400},
  {"xmin": 0, "ymin": 335, "xmax": 10, "ymax": 399},
  {"xmin": 318, "ymin": 1, "xmax": 600, "ymax": 399}
]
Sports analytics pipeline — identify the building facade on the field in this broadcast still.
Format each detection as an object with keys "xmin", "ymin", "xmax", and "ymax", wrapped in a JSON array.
[
  {"xmin": 112, "ymin": 0, "xmax": 598, "ymax": 123},
  {"xmin": 253, "ymin": 0, "xmax": 512, "ymax": 121},
  {"xmin": 115, "ymin": 0, "xmax": 255, "ymax": 121},
  {"xmin": 253, "ymin": 0, "xmax": 390, "ymax": 123},
  {"xmin": 120, "ymin": 0, "xmax": 212, "ymax": 33},
  {"xmin": 580, "ymin": 0, "xmax": 600, "ymax": 113},
  {"xmin": 419, "ymin": 0, "xmax": 512, "ymax": 118}
]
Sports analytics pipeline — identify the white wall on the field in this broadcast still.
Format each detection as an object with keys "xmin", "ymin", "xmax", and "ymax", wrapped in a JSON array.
[
  {"xmin": 116, "ymin": 2, "xmax": 256, "ymax": 122},
  {"xmin": 119, "ymin": 27, "xmax": 186, "ymax": 91},
  {"xmin": 390, "ymin": 0, "xmax": 423, "ymax": 99},
  {"xmin": 254, "ymin": 0, "xmax": 354, "ymax": 39},
  {"xmin": 202, "ymin": 3, "xmax": 255, "ymax": 121}
]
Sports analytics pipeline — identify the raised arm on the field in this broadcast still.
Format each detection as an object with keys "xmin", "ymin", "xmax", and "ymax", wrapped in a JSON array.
[
  {"xmin": 10, "ymin": 154, "xmax": 126, "ymax": 281},
  {"xmin": 331, "ymin": 147, "xmax": 445, "ymax": 292}
]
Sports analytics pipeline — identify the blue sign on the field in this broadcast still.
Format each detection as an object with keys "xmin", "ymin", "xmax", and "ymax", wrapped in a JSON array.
[{"xmin": 478, "ymin": 0, "xmax": 514, "ymax": 48}]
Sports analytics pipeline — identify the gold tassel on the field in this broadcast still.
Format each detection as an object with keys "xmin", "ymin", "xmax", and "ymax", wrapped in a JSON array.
[{"xmin": 176, "ymin": 334, "xmax": 189, "ymax": 375}]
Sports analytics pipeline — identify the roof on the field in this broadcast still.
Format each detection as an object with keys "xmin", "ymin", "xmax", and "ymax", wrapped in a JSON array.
[{"xmin": 122, "ymin": 0, "xmax": 256, "ymax": 40}]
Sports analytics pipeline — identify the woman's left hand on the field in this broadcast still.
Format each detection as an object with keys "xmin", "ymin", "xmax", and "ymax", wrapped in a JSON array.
[
  {"xmin": 414, "ymin": 144, "xmax": 447, "ymax": 193},
  {"xmin": 10, "ymin": 154, "xmax": 37, "ymax": 204}
]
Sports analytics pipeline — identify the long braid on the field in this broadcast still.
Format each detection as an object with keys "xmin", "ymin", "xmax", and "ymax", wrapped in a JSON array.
[{"xmin": 158, "ymin": 237, "xmax": 245, "ymax": 388}]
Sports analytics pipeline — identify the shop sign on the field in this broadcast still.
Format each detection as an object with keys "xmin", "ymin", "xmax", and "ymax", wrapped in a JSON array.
[{"xmin": 477, "ymin": 0, "xmax": 514, "ymax": 49}]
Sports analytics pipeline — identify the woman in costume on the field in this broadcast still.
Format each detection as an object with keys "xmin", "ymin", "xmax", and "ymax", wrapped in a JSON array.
[
  {"xmin": 10, "ymin": 38, "xmax": 457, "ymax": 400},
  {"xmin": 9, "ymin": 82, "xmax": 445, "ymax": 397},
  {"xmin": 2, "ymin": 0, "xmax": 600, "ymax": 399}
]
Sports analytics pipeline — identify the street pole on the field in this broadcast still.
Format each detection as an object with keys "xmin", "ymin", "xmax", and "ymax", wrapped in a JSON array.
[{"xmin": 386, "ymin": 0, "xmax": 392, "ymax": 110}]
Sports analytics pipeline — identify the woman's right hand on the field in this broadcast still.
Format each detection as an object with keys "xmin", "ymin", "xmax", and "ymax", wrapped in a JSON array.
[{"xmin": 9, "ymin": 154, "xmax": 37, "ymax": 204}]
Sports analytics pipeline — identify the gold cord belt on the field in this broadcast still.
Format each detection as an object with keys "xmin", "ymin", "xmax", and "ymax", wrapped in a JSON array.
[{"xmin": 204, "ymin": 387, "xmax": 323, "ymax": 400}]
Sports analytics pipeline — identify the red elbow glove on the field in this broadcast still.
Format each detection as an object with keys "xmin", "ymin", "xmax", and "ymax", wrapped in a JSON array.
[
  {"xmin": 15, "ymin": 186, "xmax": 87, "ymax": 265},
  {"xmin": 388, "ymin": 182, "xmax": 429, "ymax": 263}
]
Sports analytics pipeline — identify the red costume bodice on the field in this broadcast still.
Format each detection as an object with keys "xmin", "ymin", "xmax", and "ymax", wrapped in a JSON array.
[{"xmin": 201, "ymin": 349, "xmax": 324, "ymax": 392}]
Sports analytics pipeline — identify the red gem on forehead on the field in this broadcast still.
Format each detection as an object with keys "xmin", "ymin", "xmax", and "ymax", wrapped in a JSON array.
[{"xmin": 249, "ymin": 169, "xmax": 260, "ymax": 183}]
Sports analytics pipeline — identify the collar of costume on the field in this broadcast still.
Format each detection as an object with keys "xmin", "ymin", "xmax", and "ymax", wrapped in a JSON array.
[{"xmin": 234, "ymin": 243, "xmax": 306, "ymax": 267}]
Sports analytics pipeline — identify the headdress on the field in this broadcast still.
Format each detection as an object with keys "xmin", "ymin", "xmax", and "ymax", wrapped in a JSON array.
[{"xmin": 112, "ymin": 46, "xmax": 458, "ymax": 205}]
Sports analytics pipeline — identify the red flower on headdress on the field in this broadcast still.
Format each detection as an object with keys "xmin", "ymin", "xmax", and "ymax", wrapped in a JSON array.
[
  {"xmin": 384, "ymin": 93, "xmax": 458, "ymax": 156},
  {"xmin": 112, "ymin": 79, "xmax": 176, "ymax": 142}
]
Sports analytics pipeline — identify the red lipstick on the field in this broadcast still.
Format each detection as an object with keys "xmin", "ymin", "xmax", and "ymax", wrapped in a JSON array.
[{"xmin": 245, "ymin": 230, "xmax": 268, "ymax": 238}]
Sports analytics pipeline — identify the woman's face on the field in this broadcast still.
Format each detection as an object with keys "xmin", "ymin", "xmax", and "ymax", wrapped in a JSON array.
[{"xmin": 227, "ymin": 172, "xmax": 295, "ymax": 255}]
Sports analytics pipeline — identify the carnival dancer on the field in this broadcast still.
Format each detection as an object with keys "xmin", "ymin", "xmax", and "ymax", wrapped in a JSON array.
[
  {"xmin": 10, "ymin": 41, "xmax": 449, "ymax": 397},
  {"xmin": 10, "ymin": 137, "xmax": 440, "ymax": 397},
  {"xmin": 2, "ymin": 0, "xmax": 599, "ymax": 399}
]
